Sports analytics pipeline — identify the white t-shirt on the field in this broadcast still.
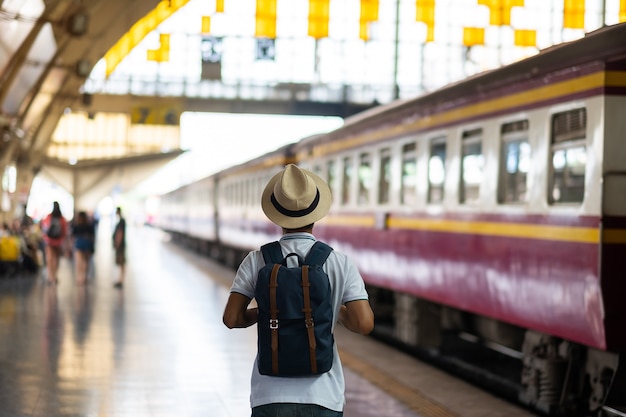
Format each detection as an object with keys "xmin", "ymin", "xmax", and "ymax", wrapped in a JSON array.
[{"xmin": 229, "ymin": 232, "xmax": 369, "ymax": 412}]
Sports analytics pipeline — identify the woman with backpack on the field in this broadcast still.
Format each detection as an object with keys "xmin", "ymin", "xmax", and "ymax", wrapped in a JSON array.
[
  {"xmin": 42, "ymin": 201, "xmax": 68, "ymax": 285},
  {"xmin": 71, "ymin": 211, "xmax": 95, "ymax": 285}
]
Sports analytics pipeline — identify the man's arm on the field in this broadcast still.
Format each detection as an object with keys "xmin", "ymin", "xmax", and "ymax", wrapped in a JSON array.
[
  {"xmin": 339, "ymin": 299, "xmax": 374, "ymax": 335},
  {"xmin": 223, "ymin": 292, "xmax": 258, "ymax": 329}
]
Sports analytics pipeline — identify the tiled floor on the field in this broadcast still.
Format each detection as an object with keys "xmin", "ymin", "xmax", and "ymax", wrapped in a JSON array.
[{"xmin": 0, "ymin": 221, "xmax": 421, "ymax": 417}]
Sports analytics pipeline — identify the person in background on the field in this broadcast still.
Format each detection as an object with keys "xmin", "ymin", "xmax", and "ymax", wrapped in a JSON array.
[
  {"xmin": 0, "ymin": 222, "xmax": 10, "ymax": 237},
  {"xmin": 112, "ymin": 207, "xmax": 126, "ymax": 288},
  {"xmin": 19, "ymin": 219, "xmax": 42, "ymax": 273},
  {"xmin": 41, "ymin": 201, "xmax": 68, "ymax": 285},
  {"xmin": 223, "ymin": 164, "xmax": 374, "ymax": 417},
  {"xmin": 71, "ymin": 211, "xmax": 95, "ymax": 285},
  {"xmin": 20, "ymin": 204, "xmax": 34, "ymax": 229}
]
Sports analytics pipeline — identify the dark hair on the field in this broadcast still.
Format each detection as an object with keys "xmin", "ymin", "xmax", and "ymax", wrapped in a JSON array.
[
  {"xmin": 76, "ymin": 211, "xmax": 88, "ymax": 225},
  {"xmin": 51, "ymin": 201, "xmax": 62, "ymax": 217},
  {"xmin": 282, "ymin": 223, "xmax": 314, "ymax": 233}
]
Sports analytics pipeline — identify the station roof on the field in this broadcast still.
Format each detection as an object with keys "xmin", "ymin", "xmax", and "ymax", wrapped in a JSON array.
[
  {"xmin": 2, "ymin": 0, "xmax": 625, "ymax": 198},
  {"xmin": 0, "ymin": 0, "xmax": 173, "ymax": 172}
]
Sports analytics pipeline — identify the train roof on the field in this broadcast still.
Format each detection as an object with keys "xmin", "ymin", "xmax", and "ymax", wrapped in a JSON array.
[{"xmin": 316, "ymin": 22, "xmax": 626, "ymax": 145}]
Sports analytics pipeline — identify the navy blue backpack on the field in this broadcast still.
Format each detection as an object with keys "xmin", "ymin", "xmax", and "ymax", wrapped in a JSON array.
[{"xmin": 255, "ymin": 241, "xmax": 334, "ymax": 377}]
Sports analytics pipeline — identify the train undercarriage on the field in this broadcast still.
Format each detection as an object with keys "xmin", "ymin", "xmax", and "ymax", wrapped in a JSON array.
[{"xmin": 367, "ymin": 285, "xmax": 625, "ymax": 417}]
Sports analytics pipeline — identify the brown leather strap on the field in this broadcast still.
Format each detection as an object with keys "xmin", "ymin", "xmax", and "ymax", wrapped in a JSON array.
[
  {"xmin": 301, "ymin": 265, "xmax": 317, "ymax": 374},
  {"xmin": 269, "ymin": 264, "xmax": 281, "ymax": 375}
]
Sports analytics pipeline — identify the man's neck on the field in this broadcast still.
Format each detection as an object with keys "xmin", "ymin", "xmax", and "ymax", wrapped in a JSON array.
[{"xmin": 282, "ymin": 227, "xmax": 313, "ymax": 235}]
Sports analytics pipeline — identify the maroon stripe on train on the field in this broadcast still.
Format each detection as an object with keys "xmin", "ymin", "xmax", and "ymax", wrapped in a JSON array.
[{"xmin": 315, "ymin": 224, "xmax": 605, "ymax": 350}]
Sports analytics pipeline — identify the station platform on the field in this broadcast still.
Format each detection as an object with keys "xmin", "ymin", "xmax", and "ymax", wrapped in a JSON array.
[{"xmin": 0, "ymin": 221, "xmax": 536, "ymax": 417}]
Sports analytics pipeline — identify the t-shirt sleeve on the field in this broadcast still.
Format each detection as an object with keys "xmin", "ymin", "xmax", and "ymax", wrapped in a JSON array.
[
  {"xmin": 229, "ymin": 251, "xmax": 258, "ymax": 300},
  {"xmin": 339, "ymin": 254, "xmax": 369, "ymax": 304}
]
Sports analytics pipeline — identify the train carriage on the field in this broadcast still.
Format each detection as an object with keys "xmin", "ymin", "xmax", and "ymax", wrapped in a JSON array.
[
  {"xmin": 214, "ymin": 143, "xmax": 300, "ymax": 263},
  {"xmin": 158, "ymin": 23, "xmax": 626, "ymax": 416},
  {"xmin": 159, "ymin": 144, "xmax": 298, "ymax": 262},
  {"xmin": 293, "ymin": 23, "xmax": 626, "ymax": 416},
  {"xmin": 157, "ymin": 175, "xmax": 218, "ymax": 249}
]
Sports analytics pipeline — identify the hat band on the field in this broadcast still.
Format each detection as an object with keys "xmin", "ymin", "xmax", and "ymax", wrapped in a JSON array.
[{"xmin": 270, "ymin": 189, "xmax": 320, "ymax": 218}]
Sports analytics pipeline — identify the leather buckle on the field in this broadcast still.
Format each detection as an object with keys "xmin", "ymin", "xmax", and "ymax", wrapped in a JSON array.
[{"xmin": 269, "ymin": 319, "xmax": 279, "ymax": 330}]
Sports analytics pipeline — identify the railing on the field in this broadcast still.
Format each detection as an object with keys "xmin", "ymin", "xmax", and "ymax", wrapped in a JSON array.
[{"xmin": 83, "ymin": 77, "xmax": 424, "ymax": 107}]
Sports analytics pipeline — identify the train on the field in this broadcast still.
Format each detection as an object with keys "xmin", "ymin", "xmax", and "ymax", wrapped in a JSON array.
[{"xmin": 155, "ymin": 23, "xmax": 626, "ymax": 416}]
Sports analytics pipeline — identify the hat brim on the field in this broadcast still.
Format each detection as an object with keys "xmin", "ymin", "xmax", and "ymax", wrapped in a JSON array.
[{"xmin": 261, "ymin": 167, "xmax": 332, "ymax": 229}]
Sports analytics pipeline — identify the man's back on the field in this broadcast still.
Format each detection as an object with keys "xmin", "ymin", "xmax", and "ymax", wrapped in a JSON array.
[{"xmin": 230, "ymin": 232, "xmax": 370, "ymax": 411}]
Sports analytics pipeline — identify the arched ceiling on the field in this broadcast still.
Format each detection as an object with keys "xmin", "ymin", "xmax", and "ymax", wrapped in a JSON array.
[{"xmin": 0, "ymin": 0, "xmax": 162, "ymax": 172}]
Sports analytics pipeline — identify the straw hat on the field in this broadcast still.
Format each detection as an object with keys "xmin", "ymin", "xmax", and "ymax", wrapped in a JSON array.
[{"xmin": 261, "ymin": 164, "xmax": 332, "ymax": 229}]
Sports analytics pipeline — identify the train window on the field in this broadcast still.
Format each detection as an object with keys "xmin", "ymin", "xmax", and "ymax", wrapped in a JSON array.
[
  {"xmin": 241, "ymin": 181, "xmax": 246, "ymax": 207},
  {"xmin": 549, "ymin": 109, "xmax": 587, "ymax": 204},
  {"xmin": 248, "ymin": 178, "xmax": 254, "ymax": 207},
  {"xmin": 498, "ymin": 120, "xmax": 530, "ymax": 204},
  {"xmin": 252, "ymin": 179, "xmax": 257, "ymax": 205},
  {"xmin": 358, "ymin": 153, "xmax": 372, "ymax": 205},
  {"xmin": 248, "ymin": 179, "xmax": 253, "ymax": 206},
  {"xmin": 378, "ymin": 148, "xmax": 392, "ymax": 204},
  {"xmin": 226, "ymin": 184, "xmax": 232, "ymax": 205},
  {"xmin": 428, "ymin": 137, "xmax": 446, "ymax": 203},
  {"xmin": 341, "ymin": 156, "xmax": 352, "ymax": 205},
  {"xmin": 326, "ymin": 160, "xmax": 336, "ymax": 198},
  {"xmin": 401, "ymin": 143, "xmax": 417, "ymax": 205},
  {"xmin": 460, "ymin": 129, "xmax": 484, "ymax": 204}
]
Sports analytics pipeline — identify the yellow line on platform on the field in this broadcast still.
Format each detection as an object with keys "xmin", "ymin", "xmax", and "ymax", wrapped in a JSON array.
[{"xmin": 339, "ymin": 348, "xmax": 460, "ymax": 417}]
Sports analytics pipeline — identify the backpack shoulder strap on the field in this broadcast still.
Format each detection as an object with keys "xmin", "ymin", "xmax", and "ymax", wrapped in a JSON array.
[
  {"xmin": 304, "ymin": 241, "xmax": 333, "ymax": 266},
  {"xmin": 260, "ymin": 241, "xmax": 283, "ymax": 265}
]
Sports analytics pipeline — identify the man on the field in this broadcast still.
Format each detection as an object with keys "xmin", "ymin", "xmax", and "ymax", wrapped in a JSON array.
[
  {"xmin": 223, "ymin": 164, "xmax": 374, "ymax": 417},
  {"xmin": 112, "ymin": 206, "xmax": 126, "ymax": 288}
]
